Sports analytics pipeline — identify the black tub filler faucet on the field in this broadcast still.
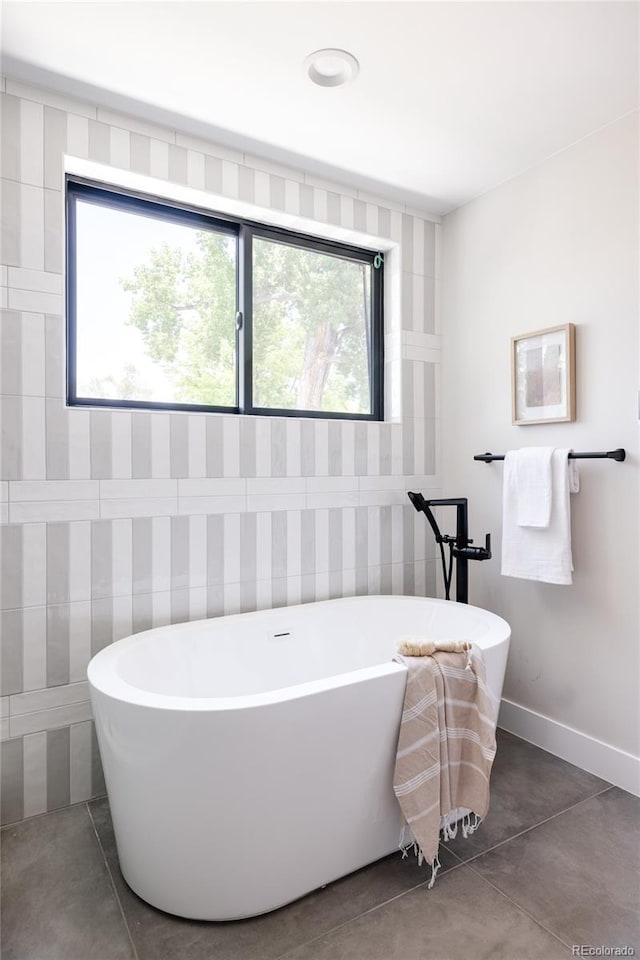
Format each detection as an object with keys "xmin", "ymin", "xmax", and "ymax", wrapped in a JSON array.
[{"xmin": 407, "ymin": 493, "xmax": 492, "ymax": 604}]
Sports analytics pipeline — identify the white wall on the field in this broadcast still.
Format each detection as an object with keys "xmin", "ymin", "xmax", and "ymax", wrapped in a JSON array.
[{"xmin": 441, "ymin": 112, "xmax": 639, "ymax": 790}]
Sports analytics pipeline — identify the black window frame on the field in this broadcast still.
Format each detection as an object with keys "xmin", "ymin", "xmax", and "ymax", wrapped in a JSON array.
[{"xmin": 66, "ymin": 176, "xmax": 384, "ymax": 421}]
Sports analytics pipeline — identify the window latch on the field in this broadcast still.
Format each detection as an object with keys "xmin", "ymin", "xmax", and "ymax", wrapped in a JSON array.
[{"xmin": 235, "ymin": 311, "xmax": 243, "ymax": 331}]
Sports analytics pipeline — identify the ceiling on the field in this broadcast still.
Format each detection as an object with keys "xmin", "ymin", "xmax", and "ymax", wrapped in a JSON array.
[{"xmin": 2, "ymin": 1, "xmax": 638, "ymax": 215}]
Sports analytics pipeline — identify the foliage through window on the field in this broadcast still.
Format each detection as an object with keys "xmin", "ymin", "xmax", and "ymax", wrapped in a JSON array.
[{"xmin": 66, "ymin": 179, "xmax": 383, "ymax": 420}]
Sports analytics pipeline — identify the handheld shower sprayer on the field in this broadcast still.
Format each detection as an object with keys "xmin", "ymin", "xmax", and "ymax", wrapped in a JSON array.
[{"xmin": 407, "ymin": 493, "xmax": 491, "ymax": 603}]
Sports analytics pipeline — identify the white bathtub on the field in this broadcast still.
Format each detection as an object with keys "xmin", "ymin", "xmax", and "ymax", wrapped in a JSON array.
[{"xmin": 88, "ymin": 595, "xmax": 510, "ymax": 921}]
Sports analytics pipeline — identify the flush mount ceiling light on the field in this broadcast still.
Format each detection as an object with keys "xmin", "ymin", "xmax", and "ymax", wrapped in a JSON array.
[{"xmin": 305, "ymin": 48, "xmax": 359, "ymax": 87}]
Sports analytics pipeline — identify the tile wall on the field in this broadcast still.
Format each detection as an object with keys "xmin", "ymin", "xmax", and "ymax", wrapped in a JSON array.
[{"xmin": 0, "ymin": 76, "xmax": 442, "ymax": 823}]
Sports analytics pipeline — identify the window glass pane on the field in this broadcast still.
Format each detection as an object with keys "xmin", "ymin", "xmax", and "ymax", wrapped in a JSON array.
[
  {"xmin": 252, "ymin": 238, "xmax": 373, "ymax": 414},
  {"xmin": 74, "ymin": 198, "xmax": 237, "ymax": 407}
]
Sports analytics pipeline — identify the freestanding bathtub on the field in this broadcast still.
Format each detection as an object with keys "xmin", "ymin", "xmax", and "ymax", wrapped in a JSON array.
[{"xmin": 88, "ymin": 595, "xmax": 510, "ymax": 920}]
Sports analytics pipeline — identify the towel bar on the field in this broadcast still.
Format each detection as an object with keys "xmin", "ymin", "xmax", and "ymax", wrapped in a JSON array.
[{"xmin": 474, "ymin": 448, "xmax": 626, "ymax": 463}]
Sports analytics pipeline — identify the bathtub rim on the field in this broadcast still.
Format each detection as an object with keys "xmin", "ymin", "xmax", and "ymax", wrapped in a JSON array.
[{"xmin": 87, "ymin": 595, "xmax": 510, "ymax": 714}]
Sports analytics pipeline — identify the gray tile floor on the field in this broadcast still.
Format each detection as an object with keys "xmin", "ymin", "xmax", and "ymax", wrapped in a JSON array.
[{"xmin": 2, "ymin": 730, "xmax": 639, "ymax": 960}]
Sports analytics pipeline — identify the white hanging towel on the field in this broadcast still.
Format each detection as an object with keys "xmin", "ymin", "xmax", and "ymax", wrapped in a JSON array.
[
  {"xmin": 513, "ymin": 446, "xmax": 554, "ymax": 527},
  {"xmin": 501, "ymin": 448, "xmax": 579, "ymax": 585}
]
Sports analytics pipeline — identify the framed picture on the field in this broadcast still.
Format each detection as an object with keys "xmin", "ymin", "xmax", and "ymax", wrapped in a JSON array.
[{"xmin": 511, "ymin": 323, "xmax": 576, "ymax": 425}]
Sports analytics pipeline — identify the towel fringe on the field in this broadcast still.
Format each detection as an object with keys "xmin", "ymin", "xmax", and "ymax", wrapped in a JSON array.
[
  {"xmin": 427, "ymin": 852, "xmax": 441, "ymax": 890},
  {"xmin": 398, "ymin": 811, "xmax": 483, "ymax": 885}
]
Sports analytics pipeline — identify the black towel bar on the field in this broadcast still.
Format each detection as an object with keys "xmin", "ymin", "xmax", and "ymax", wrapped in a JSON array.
[{"xmin": 474, "ymin": 449, "xmax": 626, "ymax": 463}]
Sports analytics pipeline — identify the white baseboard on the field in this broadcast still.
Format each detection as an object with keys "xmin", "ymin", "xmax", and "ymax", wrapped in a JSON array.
[{"xmin": 498, "ymin": 698, "xmax": 640, "ymax": 798}]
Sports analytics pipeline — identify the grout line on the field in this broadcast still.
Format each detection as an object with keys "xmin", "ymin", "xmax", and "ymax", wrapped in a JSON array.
[
  {"xmin": 273, "ymin": 852, "xmax": 469, "ymax": 960},
  {"xmin": 277, "ymin": 786, "xmax": 616, "ymax": 960},
  {"xmin": 0, "ymin": 794, "xmax": 107, "ymax": 831},
  {"xmin": 86, "ymin": 801, "xmax": 141, "ymax": 960},
  {"xmin": 463, "ymin": 859, "xmax": 574, "ymax": 952},
  {"xmin": 453, "ymin": 784, "xmax": 615, "ymax": 867}
]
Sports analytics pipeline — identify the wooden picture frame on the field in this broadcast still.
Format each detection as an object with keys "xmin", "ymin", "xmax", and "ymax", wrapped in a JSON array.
[{"xmin": 511, "ymin": 323, "xmax": 576, "ymax": 425}]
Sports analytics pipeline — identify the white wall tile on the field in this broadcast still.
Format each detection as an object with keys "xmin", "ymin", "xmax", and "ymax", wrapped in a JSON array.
[
  {"xmin": 5, "ymin": 79, "xmax": 96, "ymax": 120},
  {"xmin": 22, "ymin": 605, "xmax": 47, "ymax": 691},
  {"xmin": 365, "ymin": 203, "xmax": 378, "ymax": 235},
  {"xmin": 305, "ymin": 477, "xmax": 358, "ymax": 493},
  {"xmin": 358, "ymin": 489, "xmax": 406, "ymax": 507},
  {"xmin": 10, "ymin": 700, "xmax": 93, "ymax": 737},
  {"xmin": 222, "ymin": 417, "xmax": 240, "ymax": 477},
  {"xmin": 246, "ymin": 478, "xmax": 304, "ymax": 496},
  {"xmin": 69, "ymin": 721, "xmax": 93, "ymax": 802},
  {"xmin": 286, "ymin": 575, "xmax": 302, "ymax": 606},
  {"xmin": 22, "ymin": 523, "xmax": 46, "ymax": 607},
  {"xmin": 221, "ymin": 160, "xmax": 239, "ymax": 199},
  {"xmin": 99, "ymin": 108, "xmax": 174, "ymax": 144},
  {"xmin": 283, "ymin": 180, "xmax": 300, "ymax": 216},
  {"xmin": 22, "ymin": 731, "xmax": 47, "ymax": 817},
  {"xmin": 176, "ymin": 132, "xmax": 241, "ymax": 162},
  {"xmin": 111, "ymin": 518, "xmax": 132, "ymax": 597},
  {"xmin": 254, "ymin": 170, "xmax": 270, "ymax": 208},
  {"xmin": 188, "ymin": 516, "xmax": 207, "ymax": 589},
  {"xmin": 247, "ymin": 154, "xmax": 304, "ymax": 183},
  {"xmin": 315, "ymin": 508, "xmax": 329, "ymax": 573},
  {"xmin": 178, "ymin": 478, "xmax": 245, "ymax": 497},
  {"xmin": 223, "ymin": 513, "xmax": 241, "ymax": 583},
  {"xmin": 100, "ymin": 497, "xmax": 178, "ymax": 519},
  {"xmin": 19, "ymin": 398, "xmax": 45, "ymax": 479},
  {"xmin": 100, "ymin": 479, "xmax": 176, "ymax": 499},
  {"xmin": 249, "ymin": 493, "xmax": 305, "ymax": 513},
  {"xmin": 313, "ymin": 189, "xmax": 328, "ymax": 222},
  {"xmin": 188, "ymin": 416, "xmax": 206, "ymax": 478},
  {"xmin": 254, "ymin": 418, "xmax": 271, "ymax": 476},
  {"xmin": 152, "ymin": 590, "xmax": 171, "ymax": 627},
  {"xmin": 285, "ymin": 419, "xmax": 300, "ymax": 477},
  {"xmin": 314, "ymin": 421, "xmax": 329, "ymax": 477},
  {"xmin": 187, "ymin": 150, "xmax": 205, "ymax": 190},
  {"xmin": 150, "ymin": 415, "xmax": 170, "ymax": 478},
  {"xmin": 110, "ymin": 127, "xmax": 130, "ymax": 169},
  {"xmin": 188, "ymin": 586, "xmax": 207, "ymax": 621},
  {"xmin": 111, "ymin": 411, "xmax": 132, "ymax": 479},
  {"xmin": 286, "ymin": 509, "xmax": 301, "ymax": 577},
  {"xmin": 20, "ymin": 184, "xmax": 44, "ymax": 271},
  {"xmin": 179, "ymin": 495, "xmax": 245, "ymax": 515},
  {"xmin": 10, "ymin": 480, "xmax": 98, "ymax": 501},
  {"xmin": 306, "ymin": 491, "xmax": 359, "ymax": 509},
  {"xmin": 20, "ymin": 99, "xmax": 44, "ymax": 186},
  {"xmin": 66, "ymin": 113, "xmax": 90, "ymax": 159},
  {"xmin": 68, "ymin": 409, "xmax": 91, "ymax": 479},
  {"xmin": 149, "ymin": 139, "xmax": 169, "ymax": 179},
  {"xmin": 152, "ymin": 517, "xmax": 171, "ymax": 592},
  {"xmin": 255, "ymin": 578, "xmax": 272, "ymax": 610},
  {"xmin": 367, "ymin": 506, "xmax": 381, "ymax": 567},
  {"xmin": 20, "ymin": 312, "xmax": 45, "ymax": 398},
  {"xmin": 9, "ymin": 499, "xmax": 99, "ymax": 522},
  {"xmin": 256, "ymin": 512, "xmax": 271, "ymax": 581},
  {"xmin": 7, "ymin": 289, "xmax": 60, "ymax": 313},
  {"xmin": 10, "ymin": 680, "xmax": 90, "ymax": 716},
  {"xmin": 223, "ymin": 581, "xmax": 241, "ymax": 615},
  {"xmin": 367, "ymin": 422, "xmax": 380, "ymax": 476},
  {"xmin": 342, "ymin": 507, "xmax": 356, "ymax": 571},
  {"xmin": 68, "ymin": 601, "xmax": 92, "ymax": 681},
  {"xmin": 112, "ymin": 594, "xmax": 132, "ymax": 642}
]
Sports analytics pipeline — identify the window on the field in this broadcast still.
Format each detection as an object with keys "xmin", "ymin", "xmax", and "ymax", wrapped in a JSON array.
[{"xmin": 66, "ymin": 178, "xmax": 384, "ymax": 420}]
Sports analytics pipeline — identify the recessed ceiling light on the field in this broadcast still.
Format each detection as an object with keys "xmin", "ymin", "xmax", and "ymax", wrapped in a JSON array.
[{"xmin": 305, "ymin": 49, "xmax": 359, "ymax": 87}]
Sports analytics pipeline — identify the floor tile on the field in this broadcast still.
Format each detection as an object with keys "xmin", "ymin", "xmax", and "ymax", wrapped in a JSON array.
[
  {"xmin": 281, "ymin": 862, "xmax": 571, "ymax": 960},
  {"xmin": 470, "ymin": 787, "xmax": 640, "ymax": 952},
  {"xmin": 445, "ymin": 728, "xmax": 611, "ymax": 860},
  {"xmin": 0, "ymin": 803, "xmax": 134, "ymax": 960},
  {"xmin": 88, "ymin": 797, "xmax": 458, "ymax": 960}
]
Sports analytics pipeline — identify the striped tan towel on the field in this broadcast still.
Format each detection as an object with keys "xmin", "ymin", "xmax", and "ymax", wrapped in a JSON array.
[{"xmin": 392, "ymin": 646, "xmax": 497, "ymax": 887}]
